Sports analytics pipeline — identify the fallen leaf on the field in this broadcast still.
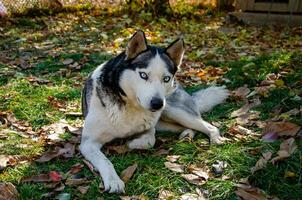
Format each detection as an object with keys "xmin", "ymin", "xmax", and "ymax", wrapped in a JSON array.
[
  {"xmin": 0, "ymin": 182, "xmax": 19, "ymax": 200},
  {"xmin": 180, "ymin": 193, "xmax": 206, "ymax": 200},
  {"xmin": 120, "ymin": 163, "xmax": 138, "ymax": 182},
  {"xmin": 166, "ymin": 155, "xmax": 180, "ymax": 163},
  {"xmin": 77, "ymin": 185, "xmax": 90, "ymax": 194},
  {"xmin": 49, "ymin": 171, "xmax": 62, "ymax": 181},
  {"xmin": 251, "ymin": 152, "xmax": 273, "ymax": 173},
  {"xmin": 164, "ymin": 162, "xmax": 184, "ymax": 173},
  {"xmin": 62, "ymin": 58, "xmax": 74, "ymax": 65},
  {"xmin": 271, "ymin": 138, "xmax": 297, "ymax": 164},
  {"xmin": 67, "ymin": 164, "xmax": 84, "ymax": 175},
  {"xmin": 231, "ymin": 98, "xmax": 261, "ymax": 118},
  {"xmin": 181, "ymin": 174, "xmax": 207, "ymax": 186},
  {"xmin": 187, "ymin": 164, "xmax": 209, "ymax": 180},
  {"xmin": 284, "ymin": 171, "xmax": 296, "ymax": 178},
  {"xmin": 153, "ymin": 149, "xmax": 170, "ymax": 156},
  {"xmin": 261, "ymin": 132, "xmax": 279, "ymax": 142},
  {"xmin": 0, "ymin": 155, "xmax": 13, "ymax": 171},
  {"xmin": 120, "ymin": 195, "xmax": 148, "ymax": 200},
  {"xmin": 55, "ymin": 193, "xmax": 71, "ymax": 200},
  {"xmin": 158, "ymin": 189, "xmax": 175, "ymax": 200},
  {"xmin": 36, "ymin": 143, "xmax": 75, "ymax": 162},
  {"xmin": 261, "ymin": 122, "xmax": 301, "ymax": 137},
  {"xmin": 22, "ymin": 171, "xmax": 61, "ymax": 183},
  {"xmin": 235, "ymin": 186, "xmax": 277, "ymax": 200},
  {"xmin": 233, "ymin": 85, "xmax": 250, "ymax": 99},
  {"xmin": 229, "ymin": 125, "xmax": 254, "ymax": 135},
  {"xmin": 106, "ymin": 145, "xmax": 129, "ymax": 154},
  {"xmin": 65, "ymin": 176, "xmax": 90, "ymax": 186}
]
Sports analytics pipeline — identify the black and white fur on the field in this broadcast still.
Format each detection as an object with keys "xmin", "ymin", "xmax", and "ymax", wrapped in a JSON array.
[{"xmin": 80, "ymin": 31, "xmax": 228, "ymax": 193}]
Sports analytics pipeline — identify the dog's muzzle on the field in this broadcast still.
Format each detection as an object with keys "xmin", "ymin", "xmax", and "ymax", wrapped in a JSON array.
[{"xmin": 150, "ymin": 97, "xmax": 164, "ymax": 111}]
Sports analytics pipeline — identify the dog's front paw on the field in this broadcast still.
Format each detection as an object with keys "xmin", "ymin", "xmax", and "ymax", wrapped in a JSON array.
[
  {"xmin": 127, "ymin": 133, "xmax": 155, "ymax": 150},
  {"xmin": 208, "ymin": 127, "xmax": 228, "ymax": 145},
  {"xmin": 210, "ymin": 135, "xmax": 228, "ymax": 145},
  {"xmin": 103, "ymin": 175, "xmax": 125, "ymax": 193}
]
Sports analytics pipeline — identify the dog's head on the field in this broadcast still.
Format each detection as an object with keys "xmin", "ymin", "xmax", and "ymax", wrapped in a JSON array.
[{"xmin": 119, "ymin": 30, "xmax": 184, "ymax": 112}]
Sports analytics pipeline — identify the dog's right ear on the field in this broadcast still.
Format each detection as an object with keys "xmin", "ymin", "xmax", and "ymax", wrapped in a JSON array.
[{"xmin": 125, "ymin": 30, "xmax": 148, "ymax": 60}]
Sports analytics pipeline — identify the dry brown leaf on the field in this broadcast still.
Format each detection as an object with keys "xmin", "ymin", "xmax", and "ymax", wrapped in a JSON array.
[
  {"xmin": 158, "ymin": 189, "xmax": 175, "ymax": 200},
  {"xmin": 236, "ymin": 111, "xmax": 260, "ymax": 125},
  {"xmin": 77, "ymin": 185, "xmax": 90, "ymax": 194},
  {"xmin": 187, "ymin": 164, "xmax": 209, "ymax": 180},
  {"xmin": 120, "ymin": 195, "xmax": 148, "ymax": 200},
  {"xmin": 164, "ymin": 162, "xmax": 184, "ymax": 173},
  {"xmin": 0, "ymin": 155, "xmax": 13, "ymax": 171},
  {"xmin": 233, "ymin": 85, "xmax": 250, "ymax": 99},
  {"xmin": 261, "ymin": 122, "xmax": 301, "ymax": 137},
  {"xmin": 271, "ymin": 138, "xmax": 297, "ymax": 164},
  {"xmin": 65, "ymin": 177, "xmax": 90, "ymax": 186},
  {"xmin": 153, "ymin": 149, "xmax": 170, "ymax": 156},
  {"xmin": 180, "ymin": 193, "xmax": 206, "ymax": 200},
  {"xmin": 21, "ymin": 171, "xmax": 61, "ymax": 183},
  {"xmin": 229, "ymin": 125, "xmax": 254, "ymax": 135},
  {"xmin": 36, "ymin": 143, "xmax": 75, "ymax": 163},
  {"xmin": 66, "ymin": 164, "xmax": 84, "ymax": 175},
  {"xmin": 166, "ymin": 155, "xmax": 180, "ymax": 163},
  {"xmin": 251, "ymin": 151, "xmax": 272, "ymax": 173},
  {"xmin": 0, "ymin": 182, "xmax": 19, "ymax": 200},
  {"xmin": 181, "ymin": 174, "xmax": 207, "ymax": 186},
  {"xmin": 231, "ymin": 98, "xmax": 261, "ymax": 118},
  {"xmin": 235, "ymin": 187, "xmax": 268, "ymax": 200},
  {"xmin": 120, "ymin": 163, "xmax": 138, "ymax": 182},
  {"xmin": 107, "ymin": 145, "xmax": 130, "ymax": 154}
]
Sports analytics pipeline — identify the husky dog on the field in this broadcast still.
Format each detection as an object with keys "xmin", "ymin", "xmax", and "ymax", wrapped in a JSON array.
[{"xmin": 80, "ymin": 30, "xmax": 228, "ymax": 193}]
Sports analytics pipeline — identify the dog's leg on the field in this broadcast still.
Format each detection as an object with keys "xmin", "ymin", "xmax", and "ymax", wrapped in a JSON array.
[
  {"xmin": 127, "ymin": 128, "xmax": 156, "ymax": 150},
  {"xmin": 162, "ymin": 108, "xmax": 226, "ymax": 145},
  {"xmin": 80, "ymin": 120, "xmax": 125, "ymax": 193}
]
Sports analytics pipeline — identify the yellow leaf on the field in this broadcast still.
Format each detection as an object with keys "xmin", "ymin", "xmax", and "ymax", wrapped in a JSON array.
[{"xmin": 275, "ymin": 79, "xmax": 284, "ymax": 87}]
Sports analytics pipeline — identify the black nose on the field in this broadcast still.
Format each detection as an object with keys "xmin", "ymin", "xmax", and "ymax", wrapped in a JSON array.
[{"xmin": 150, "ymin": 97, "xmax": 164, "ymax": 111}]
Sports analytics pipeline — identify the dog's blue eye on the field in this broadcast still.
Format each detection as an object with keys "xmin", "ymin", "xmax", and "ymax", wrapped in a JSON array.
[
  {"xmin": 163, "ymin": 76, "xmax": 171, "ymax": 83},
  {"xmin": 139, "ymin": 72, "xmax": 148, "ymax": 80}
]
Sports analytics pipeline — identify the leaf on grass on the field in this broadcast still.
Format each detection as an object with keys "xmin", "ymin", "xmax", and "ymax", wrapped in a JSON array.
[
  {"xmin": 0, "ymin": 155, "xmax": 13, "ymax": 171},
  {"xmin": 229, "ymin": 125, "xmax": 254, "ymax": 135},
  {"xmin": 233, "ymin": 85, "xmax": 250, "ymax": 99},
  {"xmin": 261, "ymin": 132, "xmax": 279, "ymax": 142},
  {"xmin": 261, "ymin": 122, "xmax": 301, "ymax": 138},
  {"xmin": 65, "ymin": 176, "xmax": 90, "ymax": 186},
  {"xmin": 67, "ymin": 164, "xmax": 84, "ymax": 175},
  {"xmin": 106, "ymin": 145, "xmax": 130, "ymax": 154},
  {"xmin": 251, "ymin": 152, "xmax": 273, "ymax": 173},
  {"xmin": 231, "ymin": 98, "xmax": 261, "ymax": 118},
  {"xmin": 235, "ymin": 186, "xmax": 278, "ymax": 200},
  {"xmin": 271, "ymin": 138, "xmax": 297, "ymax": 164},
  {"xmin": 62, "ymin": 58, "xmax": 74, "ymax": 65},
  {"xmin": 236, "ymin": 111, "xmax": 260, "ymax": 125},
  {"xmin": 180, "ymin": 193, "xmax": 206, "ymax": 200},
  {"xmin": 77, "ymin": 185, "xmax": 90, "ymax": 194},
  {"xmin": 22, "ymin": 171, "xmax": 61, "ymax": 183},
  {"xmin": 36, "ymin": 143, "xmax": 75, "ymax": 162},
  {"xmin": 181, "ymin": 174, "xmax": 207, "ymax": 186},
  {"xmin": 0, "ymin": 182, "xmax": 19, "ymax": 200},
  {"xmin": 187, "ymin": 164, "xmax": 209, "ymax": 180},
  {"xmin": 120, "ymin": 195, "xmax": 148, "ymax": 200},
  {"xmin": 120, "ymin": 163, "xmax": 138, "ymax": 182},
  {"xmin": 164, "ymin": 162, "xmax": 184, "ymax": 173},
  {"xmin": 158, "ymin": 189, "xmax": 175, "ymax": 200},
  {"xmin": 153, "ymin": 149, "xmax": 170, "ymax": 156},
  {"xmin": 284, "ymin": 171, "xmax": 296, "ymax": 178},
  {"xmin": 166, "ymin": 155, "xmax": 180, "ymax": 163}
]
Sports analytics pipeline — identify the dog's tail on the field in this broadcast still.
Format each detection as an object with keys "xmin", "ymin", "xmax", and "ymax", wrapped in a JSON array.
[{"xmin": 192, "ymin": 86, "xmax": 229, "ymax": 113}]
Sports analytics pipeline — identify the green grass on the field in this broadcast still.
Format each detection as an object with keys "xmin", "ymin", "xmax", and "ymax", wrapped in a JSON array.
[{"xmin": 0, "ymin": 13, "xmax": 302, "ymax": 200}]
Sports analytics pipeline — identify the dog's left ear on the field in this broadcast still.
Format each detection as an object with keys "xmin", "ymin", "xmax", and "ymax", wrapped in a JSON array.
[
  {"xmin": 165, "ymin": 37, "xmax": 185, "ymax": 67},
  {"xmin": 125, "ymin": 30, "xmax": 148, "ymax": 60}
]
